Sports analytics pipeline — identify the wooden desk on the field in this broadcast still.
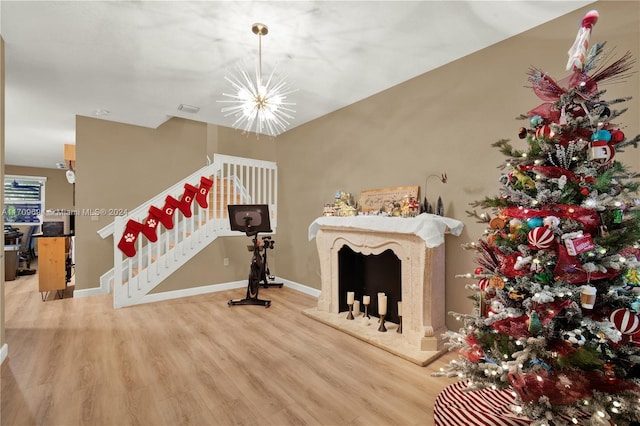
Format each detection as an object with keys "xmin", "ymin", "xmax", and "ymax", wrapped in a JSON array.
[{"xmin": 36, "ymin": 235, "xmax": 71, "ymax": 300}]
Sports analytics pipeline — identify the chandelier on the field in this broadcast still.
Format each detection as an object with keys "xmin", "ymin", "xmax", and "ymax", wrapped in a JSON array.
[{"xmin": 219, "ymin": 23, "xmax": 296, "ymax": 137}]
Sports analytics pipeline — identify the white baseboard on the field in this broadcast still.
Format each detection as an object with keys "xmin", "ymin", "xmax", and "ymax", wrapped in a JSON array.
[
  {"xmin": 0, "ymin": 343, "xmax": 8, "ymax": 365},
  {"xmin": 134, "ymin": 277, "xmax": 320, "ymax": 306},
  {"xmin": 72, "ymin": 277, "xmax": 321, "ymax": 305},
  {"xmin": 137, "ymin": 277, "xmax": 320, "ymax": 306},
  {"xmin": 73, "ymin": 285, "xmax": 110, "ymax": 298},
  {"xmin": 139, "ymin": 280, "xmax": 247, "ymax": 305},
  {"xmin": 99, "ymin": 269, "xmax": 114, "ymax": 294},
  {"xmin": 73, "ymin": 269, "xmax": 112, "ymax": 298},
  {"xmin": 278, "ymin": 278, "xmax": 321, "ymax": 297}
]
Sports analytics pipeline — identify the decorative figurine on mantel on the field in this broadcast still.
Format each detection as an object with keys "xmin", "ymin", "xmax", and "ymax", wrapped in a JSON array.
[
  {"xmin": 401, "ymin": 195, "xmax": 420, "ymax": 218},
  {"xmin": 322, "ymin": 203, "xmax": 335, "ymax": 216},
  {"xmin": 389, "ymin": 201, "xmax": 402, "ymax": 217},
  {"xmin": 333, "ymin": 190, "xmax": 357, "ymax": 216},
  {"xmin": 435, "ymin": 196, "xmax": 444, "ymax": 216}
]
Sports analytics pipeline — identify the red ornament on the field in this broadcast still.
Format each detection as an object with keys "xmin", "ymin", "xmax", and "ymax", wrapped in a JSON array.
[
  {"xmin": 610, "ymin": 309, "xmax": 640, "ymax": 335},
  {"xmin": 610, "ymin": 129, "xmax": 625, "ymax": 144},
  {"xmin": 474, "ymin": 267, "xmax": 484, "ymax": 275},
  {"xmin": 535, "ymin": 125, "xmax": 555, "ymax": 140},
  {"xmin": 478, "ymin": 278, "xmax": 490, "ymax": 291},
  {"xmin": 528, "ymin": 226, "xmax": 555, "ymax": 249}
]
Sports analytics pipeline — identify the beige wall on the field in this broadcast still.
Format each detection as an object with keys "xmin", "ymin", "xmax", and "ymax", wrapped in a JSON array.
[{"xmin": 13, "ymin": 2, "xmax": 638, "ymax": 334}]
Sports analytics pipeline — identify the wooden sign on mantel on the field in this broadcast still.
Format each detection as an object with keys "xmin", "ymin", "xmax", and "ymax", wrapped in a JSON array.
[{"xmin": 358, "ymin": 185, "xmax": 420, "ymax": 213}]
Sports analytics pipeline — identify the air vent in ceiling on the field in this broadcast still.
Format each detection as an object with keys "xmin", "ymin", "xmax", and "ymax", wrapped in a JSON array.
[
  {"xmin": 178, "ymin": 104, "xmax": 200, "ymax": 114},
  {"xmin": 55, "ymin": 162, "xmax": 68, "ymax": 170}
]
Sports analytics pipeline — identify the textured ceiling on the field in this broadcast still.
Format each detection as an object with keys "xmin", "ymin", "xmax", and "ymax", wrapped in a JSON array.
[{"xmin": 1, "ymin": 1, "xmax": 594, "ymax": 169}]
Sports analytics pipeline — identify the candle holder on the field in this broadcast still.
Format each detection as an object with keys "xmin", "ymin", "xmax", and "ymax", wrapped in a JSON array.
[
  {"xmin": 346, "ymin": 303, "xmax": 354, "ymax": 320},
  {"xmin": 363, "ymin": 302, "xmax": 370, "ymax": 319},
  {"xmin": 397, "ymin": 315, "xmax": 403, "ymax": 334},
  {"xmin": 378, "ymin": 314, "xmax": 387, "ymax": 332}
]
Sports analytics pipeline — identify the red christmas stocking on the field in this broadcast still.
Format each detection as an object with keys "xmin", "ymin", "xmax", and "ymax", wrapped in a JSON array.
[
  {"xmin": 141, "ymin": 207, "xmax": 162, "ymax": 242},
  {"xmin": 117, "ymin": 219, "xmax": 144, "ymax": 257},
  {"xmin": 177, "ymin": 183, "xmax": 198, "ymax": 218},
  {"xmin": 196, "ymin": 176, "xmax": 214, "ymax": 208},
  {"xmin": 155, "ymin": 196, "xmax": 180, "ymax": 230}
]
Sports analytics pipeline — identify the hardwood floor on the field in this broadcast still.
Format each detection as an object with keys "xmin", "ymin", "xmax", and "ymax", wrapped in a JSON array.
[{"xmin": 2, "ymin": 266, "xmax": 458, "ymax": 426}]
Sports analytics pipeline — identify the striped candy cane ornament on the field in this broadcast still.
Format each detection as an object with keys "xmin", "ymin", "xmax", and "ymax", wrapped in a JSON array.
[{"xmin": 566, "ymin": 10, "xmax": 599, "ymax": 72}]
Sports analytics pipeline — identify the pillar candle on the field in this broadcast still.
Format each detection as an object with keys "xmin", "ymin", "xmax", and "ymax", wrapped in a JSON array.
[
  {"xmin": 377, "ymin": 292, "xmax": 385, "ymax": 309},
  {"xmin": 363, "ymin": 295, "xmax": 371, "ymax": 305},
  {"xmin": 398, "ymin": 301, "xmax": 402, "ymax": 316},
  {"xmin": 353, "ymin": 300, "xmax": 361, "ymax": 316},
  {"xmin": 379, "ymin": 295, "xmax": 387, "ymax": 316},
  {"xmin": 347, "ymin": 291, "xmax": 355, "ymax": 304}
]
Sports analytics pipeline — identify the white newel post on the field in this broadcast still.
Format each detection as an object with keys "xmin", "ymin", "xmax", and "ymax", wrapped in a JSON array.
[{"xmin": 113, "ymin": 215, "xmax": 124, "ymax": 307}]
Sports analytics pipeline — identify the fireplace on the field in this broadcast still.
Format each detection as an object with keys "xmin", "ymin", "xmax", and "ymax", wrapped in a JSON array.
[{"xmin": 305, "ymin": 215, "xmax": 463, "ymax": 366}]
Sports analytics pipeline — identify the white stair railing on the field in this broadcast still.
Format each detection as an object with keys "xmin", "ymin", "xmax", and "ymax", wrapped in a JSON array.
[{"xmin": 98, "ymin": 154, "xmax": 278, "ymax": 308}]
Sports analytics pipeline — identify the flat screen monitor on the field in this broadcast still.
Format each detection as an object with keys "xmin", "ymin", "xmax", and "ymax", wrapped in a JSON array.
[
  {"xmin": 42, "ymin": 221, "xmax": 65, "ymax": 236},
  {"xmin": 43, "ymin": 211, "xmax": 71, "ymax": 235},
  {"xmin": 228, "ymin": 204, "xmax": 272, "ymax": 233}
]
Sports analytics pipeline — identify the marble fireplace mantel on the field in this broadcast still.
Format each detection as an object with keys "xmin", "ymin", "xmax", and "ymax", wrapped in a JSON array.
[{"xmin": 304, "ymin": 214, "xmax": 464, "ymax": 366}]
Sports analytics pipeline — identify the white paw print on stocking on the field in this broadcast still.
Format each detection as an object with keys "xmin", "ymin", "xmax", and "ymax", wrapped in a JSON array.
[
  {"xmin": 124, "ymin": 232, "xmax": 135, "ymax": 243},
  {"xmin": 147, "ymin": 218, "xmax": 157, "ymax": 228}
]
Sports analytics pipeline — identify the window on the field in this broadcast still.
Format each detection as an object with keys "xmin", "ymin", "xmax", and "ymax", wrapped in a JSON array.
[{"xmin": 3, "ymin": 175, "xmax": 46, "ymax": 225}]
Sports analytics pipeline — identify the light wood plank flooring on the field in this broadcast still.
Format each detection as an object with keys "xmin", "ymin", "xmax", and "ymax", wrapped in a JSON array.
[{"xmin": 2, "ymin": 265, "xmax": 458, "ymax": 426}]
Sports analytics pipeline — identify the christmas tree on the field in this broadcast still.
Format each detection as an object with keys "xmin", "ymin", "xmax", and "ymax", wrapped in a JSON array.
[{"xmin": 437, "ymin": 10, "xmax": 640, "ymax": 425}]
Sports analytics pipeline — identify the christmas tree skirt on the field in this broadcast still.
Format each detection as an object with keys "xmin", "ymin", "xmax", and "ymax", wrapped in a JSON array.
[{"xmin": 434, "ymin": 381, "xmax": 591, "ymax": 425}]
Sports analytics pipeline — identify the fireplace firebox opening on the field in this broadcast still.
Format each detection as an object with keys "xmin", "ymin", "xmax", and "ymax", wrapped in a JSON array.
[{"xmin": 338, "ymin": 246, "xmax": 401, "ymax": 323}]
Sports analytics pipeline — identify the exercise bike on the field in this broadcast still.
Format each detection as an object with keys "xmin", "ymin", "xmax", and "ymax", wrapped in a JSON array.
[
  {"xmin": 227, "ymin": 204, "xmax": 278, "ymax": 308},
  {"xmin": 259, "ymin": 236, "xmax": 283, "ymax": 289}
]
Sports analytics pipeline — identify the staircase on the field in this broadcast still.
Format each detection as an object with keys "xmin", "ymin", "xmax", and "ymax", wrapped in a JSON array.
[{"xmin": 98, "ymin": 154, "xmax": 278, "ymax": 308}]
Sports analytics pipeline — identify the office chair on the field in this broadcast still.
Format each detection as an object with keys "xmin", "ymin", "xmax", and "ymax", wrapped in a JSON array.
[{"xmin": 18, "ymin": 225, "xmax": 38, "ymax": 274}]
